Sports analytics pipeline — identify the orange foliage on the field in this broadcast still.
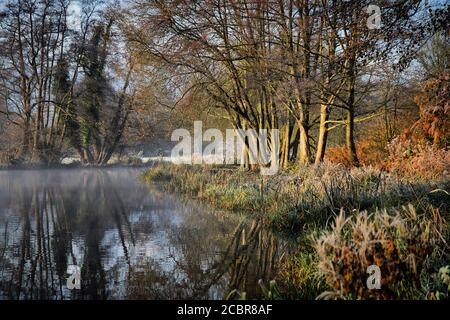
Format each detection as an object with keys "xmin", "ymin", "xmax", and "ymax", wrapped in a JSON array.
[
  {"xmin": 327, "ymin": 74, "xmax": 449, "ymax": 180},
  {"xmin": 412, "ymin": 73, "xmax": 449, "ymax": 147},
  {"xmin": 386, "ymin": 138, "xmax": 449, "ymax": 180},
  {"xmin": 326, "ymin": 140, "xmax": 386, "ymax": 168},
  {"xmin": 385, "ymin": 73, "xmax": 450, "ymax": 180}
]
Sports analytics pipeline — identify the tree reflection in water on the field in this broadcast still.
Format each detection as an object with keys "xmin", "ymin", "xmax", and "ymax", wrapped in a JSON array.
[{"xmin": 0, "ymin": 168, "xmax": 289, "ymax": 300}]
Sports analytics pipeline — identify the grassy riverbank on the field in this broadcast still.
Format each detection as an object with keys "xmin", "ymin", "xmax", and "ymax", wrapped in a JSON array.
[
  {"xmin": 143, "ymin": 162, "xmax": 450, "ymax": 299},
  {"xmin": 143, "ymin": 162, "xmax": 449, "ymax": 231}
]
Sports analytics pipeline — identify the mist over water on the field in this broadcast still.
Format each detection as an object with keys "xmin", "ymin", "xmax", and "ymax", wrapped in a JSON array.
[{"xmin": 0, "ymin": 168, "xmax": 288, "ymax": 300}]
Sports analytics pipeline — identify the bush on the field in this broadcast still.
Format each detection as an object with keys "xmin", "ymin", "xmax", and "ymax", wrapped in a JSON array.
[
  {"xmin": 384, "ymin": 73, "xmax": 450, "ymax": 181},
  {"xmin": 326, "ymin": 140, "xmax": 387, "ymax": 168},
  {"xmin": 386, "ymin": 138, "xmax": 449, "ymax": 181},
  {"xmin": 315, "ymin": 205, "xmax": 447, "ymax": 299},
  {"xmin": 413, "ymin": 73, "xmax": 449, "ymax": 148}
]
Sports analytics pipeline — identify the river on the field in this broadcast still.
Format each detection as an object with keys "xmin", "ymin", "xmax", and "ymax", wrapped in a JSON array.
[{"xmin": 0, "ymin": 167, "xmax": 290, "ymax": 300}]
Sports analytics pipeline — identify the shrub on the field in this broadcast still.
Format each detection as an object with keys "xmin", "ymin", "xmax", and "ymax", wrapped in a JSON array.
[
  {"xmin": 315, "ymin": 205, "xmax": 447, "ymax": 299},
  {"xmin": 386, "ymin": 138, "xmax": 449, "ymax": 181},
  {"xmin": 413, "ymin": 73, "xmax": 449, "ymax": 148},
  {"xmin": 326, "ymin": 140, "xmax": 387, "ymax": 168},
  {"xmin": 384, "ymin": 73, "xmax": 450, "ymax": 181}
]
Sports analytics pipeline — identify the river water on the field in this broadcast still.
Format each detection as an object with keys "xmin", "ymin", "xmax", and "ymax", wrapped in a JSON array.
[{"xmin": 0, "ymin": 167, "xmax": 289, "ymax": 300}]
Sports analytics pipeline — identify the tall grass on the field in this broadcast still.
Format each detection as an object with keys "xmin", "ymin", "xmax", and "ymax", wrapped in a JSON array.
[
  {"xmin": 315, "ymin": 205, "xmax": 449, "ymax": 299},
  {"xmin": 143, "ymin": 162, "xmax": 449, "ymax": 232}
]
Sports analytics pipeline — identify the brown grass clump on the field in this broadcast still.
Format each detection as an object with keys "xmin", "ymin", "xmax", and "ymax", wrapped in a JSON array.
[{"xmin": 315, "ymin": 205, "xmax": 447, "ymax": 300}]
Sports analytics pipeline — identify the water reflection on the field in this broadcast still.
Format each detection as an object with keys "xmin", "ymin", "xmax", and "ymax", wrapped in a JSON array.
[{"xmin": 0, "ymin": 168, "xmax": 287, "ymax": 300}]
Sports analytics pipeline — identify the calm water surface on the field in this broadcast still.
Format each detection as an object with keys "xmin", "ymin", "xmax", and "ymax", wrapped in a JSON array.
[{"xmin": 0, "ymin": 168, "xmax": 290, "ymax": 299}]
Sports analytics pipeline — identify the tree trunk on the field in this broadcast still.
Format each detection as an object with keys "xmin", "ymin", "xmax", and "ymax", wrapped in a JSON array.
[
  {"xmin": 20, "ymin": 117, "xmax": 31, "ymax": 159},
  {"xmin": 297, "ymin": 105, "xmax": 311, "ymax": 165},
  {"xmin": 346, "ymin": 108, "xmax": 358, "ymax": 166},
  {"xmin": 31, "ymin": 106, "xmax": 42, "ymax": 163},
  {"xmin": 315, "ymin": 103, "xmax": 329, "ymax": 164},
  {"xmin": 346, "ymin": 69, "xmax": 359, "ymax": 166}
]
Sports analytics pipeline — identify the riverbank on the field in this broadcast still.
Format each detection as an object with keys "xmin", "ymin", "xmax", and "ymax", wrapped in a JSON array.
[
  {"xmin": 143, "ymin": 162, "xmax": 450, "ymax": 299},
  {"xmin": 143, "ymin": 162, "xmax": 450, "ymax": 231}
]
